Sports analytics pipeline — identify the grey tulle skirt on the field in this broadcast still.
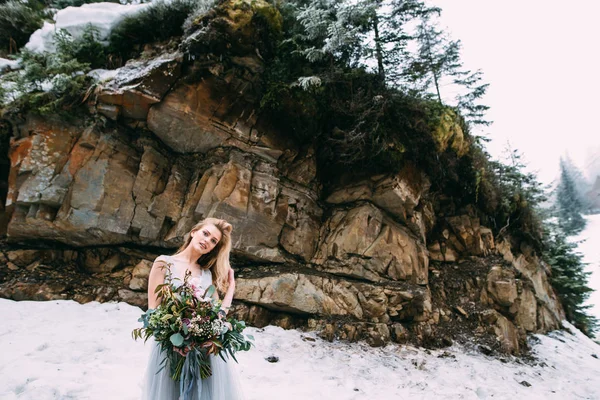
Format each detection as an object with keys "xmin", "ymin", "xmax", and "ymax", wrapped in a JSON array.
[{"xmin": 141, "ymin": 341, "xmax": 245, "ymax": 400}]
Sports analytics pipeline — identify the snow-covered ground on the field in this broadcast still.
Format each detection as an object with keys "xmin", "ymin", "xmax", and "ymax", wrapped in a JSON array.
[
  {"xmin": 574, "ymin": 214, "xmax": 600, "ymax": 334},
  {"xmin": 1, "ymin": 299, "xmax": 599, "ymax": 400}
]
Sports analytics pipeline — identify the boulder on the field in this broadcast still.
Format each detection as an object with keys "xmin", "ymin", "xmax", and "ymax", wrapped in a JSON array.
[
  {"xmin": 97, "ymin": 54, "xmax": 182, "ymax": 120},
  {"xmin": 480, "ymin": 310, "xmax": 520, "ymax": 354},
  {"xmin": 234, "ymin": 267, "xmax": 429, "ymax": 322},
  {"xmin": 118, "ymin": 289, "xmax": 148, "ymax": 309},
  {"xmin": 6, "ymin": 249, "xmax": 59, "ymax": 267},
  {"xmin": 129, "ymin": 260, "xmax": 153, "ymax": 291},
  {"xmin": 325, "ymin": 165, "xmax": 430, "ymax": 240},
  {"xmin": 486, "ymin": 266, "xmax": 518, "ymax": 307},
  {"xmin": 312, "ymin": 203, "xmax": 428, "ymax": 284},
  {"xmin": 515, "ymin": 287, "xmax": 537, "ymax": 332}
]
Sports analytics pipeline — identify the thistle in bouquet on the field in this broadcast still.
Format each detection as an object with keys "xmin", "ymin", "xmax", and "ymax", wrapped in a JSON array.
[{"xmin": 132, "ymin": 265, "xmax": 253, "ymax": 388}]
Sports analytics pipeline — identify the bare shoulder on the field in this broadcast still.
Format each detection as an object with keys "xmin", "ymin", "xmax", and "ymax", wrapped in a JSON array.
[
  {"xmin": 152, "ymin": 255, "xmax": 172, "ymax": 272},
  {"xmin": 154, "ymin": 254, "xmax": 171, "ymax": 263}
]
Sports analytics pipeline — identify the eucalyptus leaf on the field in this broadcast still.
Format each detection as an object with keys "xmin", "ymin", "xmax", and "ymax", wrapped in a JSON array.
[{"xmin": 170, "ymin": 333, "xmax": 184, "ymax": 347}]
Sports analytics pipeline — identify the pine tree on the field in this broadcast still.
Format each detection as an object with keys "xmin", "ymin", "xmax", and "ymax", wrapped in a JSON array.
[
  {"xmin": 368, "ymin": 0, "xmax": 438, "ymax": 85},
  {"xmin": 560, "ymin": 154, "xmax": 591, "ymax": 211},
  {"xmin": 293, "ymin": 0, "xmax": 436, "ymax": 85},
  {"xmin": 404, "ymin": 12, "xmax": 463, "ymax": 103},
  {"xmin": 556, "ymin": 158, "xmax": 587, "ymax": 234},
  {"xmin": 544, "ymin": 224, "xmax": 597, "ymax": 337},
  {"xmin": 454, "ymin": 69, "xmax": 491, "ymax": 127}
]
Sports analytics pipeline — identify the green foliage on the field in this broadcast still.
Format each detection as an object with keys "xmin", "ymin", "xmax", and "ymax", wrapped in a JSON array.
[
  {"xmin": 0, "ymin": 0, "xmax": 46, "ymax": 55},
  {"xmin": 55, "ymin": 25, "xmax": 107, "ymax": 68},
  {"xmin": 454, "ymin": 69, "xmax": 491, "ymax": 127},
  {"xmin": 109, "ymin": 0, "xmax": 199, "ymax": 61},
  {"xmin": 465, "ymin": 146, "xmax": 547, "ymax": 246},
  {"xmin": 0, "ymin": 44, "xmax": 92, "ymax": 115},
  {"xmin": 404, "ymin": 13, "xmax": 461, "ymax": 100},
  {"xmin": 0, "ymin": 81, "xmax": 5, "ymax": 104},
  {"xmin": 544, "ymin": 225, "xmax": 597, "ymax": 337}
]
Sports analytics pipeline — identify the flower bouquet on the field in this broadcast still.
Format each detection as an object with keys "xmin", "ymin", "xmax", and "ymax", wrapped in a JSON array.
[{"xmin": 132, "ymin": 265, "xmax": 253, "ymax": 398}]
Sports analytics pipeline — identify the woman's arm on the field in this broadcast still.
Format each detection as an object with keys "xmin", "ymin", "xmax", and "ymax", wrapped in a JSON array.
[
  {"xmin": 219, "ymin": 268, "xmax": 236, "ymax": 316},
  {"xmin": 147, "ymin": 260, "xmax": 167, "ymax": 309}
]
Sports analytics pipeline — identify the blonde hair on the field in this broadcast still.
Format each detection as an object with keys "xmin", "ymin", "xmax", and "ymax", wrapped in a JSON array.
[{"xmin": 174, "ymin": 218, "xmax": 233, "ymax": 293}]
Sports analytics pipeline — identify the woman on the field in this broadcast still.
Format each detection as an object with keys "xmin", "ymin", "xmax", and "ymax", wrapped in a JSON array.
[{"xmin": 142, "ymin": 218, "xmax": 245, "ymax": 400}]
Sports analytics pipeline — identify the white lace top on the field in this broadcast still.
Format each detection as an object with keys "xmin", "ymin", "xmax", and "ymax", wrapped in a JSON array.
[{"xmin": 155, "ymin": 254, "xmax": 213, "ymax": 295}]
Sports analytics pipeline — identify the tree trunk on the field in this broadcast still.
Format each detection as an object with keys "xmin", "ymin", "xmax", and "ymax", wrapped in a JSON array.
[
  {"xmin": 433, "ymin": 71, "xmax": 442, "ymax": 104},
  {"xmin": 373, "ymin": 13, "xmax": 385, "ymax": 83}
]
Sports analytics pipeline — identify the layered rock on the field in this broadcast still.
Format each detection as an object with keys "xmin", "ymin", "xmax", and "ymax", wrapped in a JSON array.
[
  {"xmin": 6, "ymin": 116, "xmax": 320, "ymax": 262},
  {"xmin": 0, "ymin": 0, "xmax": 568, "ymax": 353},
  {"xmin": 96, "ymin": 54, "xmax": 183, "ymax": 121},
  {"xmin": 312, "ymin": 203, "xmax": 428, "ymax": 285},
  {"xmin": 235, "ymin": 266, "xmax": 430, "ymax": 323}
]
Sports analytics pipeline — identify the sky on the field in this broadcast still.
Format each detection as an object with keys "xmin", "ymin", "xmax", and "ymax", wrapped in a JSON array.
[{"xmin": 433, "ymin": 0, "xmax": 600, "ymax": 185}]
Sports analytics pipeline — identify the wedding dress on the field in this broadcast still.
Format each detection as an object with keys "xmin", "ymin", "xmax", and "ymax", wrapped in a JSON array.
[{"xmin": 141, "ymin": 255, "xmax": 245, "ymax": 400}]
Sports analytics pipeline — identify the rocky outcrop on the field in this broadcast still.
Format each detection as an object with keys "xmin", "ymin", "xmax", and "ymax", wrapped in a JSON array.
[
  {"xmin": 312, "ymin": 203, "xmax": 428, "ymax": 284},
  {"xmin": 6, "ymin": 115, "xmax": 320, "ymax": 262},
  {"xmin": 235, "ymin": 266, "xmax": 430, "ymax": 323},
  {"xmin": 0, "ymin": 0, "xmax": 566, "ymax": 353},
  {"xmin": 97, "ymin": 54, "xmax": 183, "ymax": 121}
]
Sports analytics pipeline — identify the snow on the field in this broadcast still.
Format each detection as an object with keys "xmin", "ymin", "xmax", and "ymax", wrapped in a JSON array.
[
  {"xmin": 25, "ymin": 3, "xmax": 149, "ymax": 53},
  {"xmin": 88, "ymin": 68, "xmax": 120, "ymax": 82},
  {"xmin": 0, "ymin": 58, "xmax": 20, "ymax": 73},
  {"xmin": 1, "ymin": 299, "xmax": 599, "ymax": 400},
  {"xmin": 574, "ymin": 214, "xmax": 600, "ymax": 333},
  {"xmin": 25, "ymin": 22, "xmax": 57, "ymax": 53}
]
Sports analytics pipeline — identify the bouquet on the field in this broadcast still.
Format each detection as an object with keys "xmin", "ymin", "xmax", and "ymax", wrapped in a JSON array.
[{"xmin": 132, "ymin": 265, "xmax": 253, "ymax": 398}]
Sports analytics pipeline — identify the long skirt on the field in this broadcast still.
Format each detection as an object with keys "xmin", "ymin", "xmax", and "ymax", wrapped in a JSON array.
[{"xmin": 141, "ymin": 341, "xmax": 245, "ymax": 400}]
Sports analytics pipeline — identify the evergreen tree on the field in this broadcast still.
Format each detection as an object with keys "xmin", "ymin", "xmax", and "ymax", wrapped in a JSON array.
[
  {"xmin": 561, "ymin": 154, "xmax": 591, "ymax": 211},
  {"xmin": 544, "ymin": 224, "xmax": 597, "ymax": 337},
  {"xmin": 556, "ymin": 158, "xmax": 586, "ymax": 234},
  {"xmin": 454, "ymin": 69, "xmax": 491, "ymax": 127},
  {"xmin": 404, "ymin": 12, "xmax": 462, "ymax": 103},
  {"xmin": 368, "ymin": 0, "xmax": 438, "ymax": 84},
  {"xmin": 293, "ymin": 0, "xmax": 436, "ymax": 84}
]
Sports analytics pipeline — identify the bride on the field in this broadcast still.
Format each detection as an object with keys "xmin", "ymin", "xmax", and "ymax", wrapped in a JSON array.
[{"xmin": 141, "ymin": 218, "xmax": 245, "ymax": 400}]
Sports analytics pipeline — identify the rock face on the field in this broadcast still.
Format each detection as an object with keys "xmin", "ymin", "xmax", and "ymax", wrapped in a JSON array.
[
  {"xmin": 0, "ymin": 0, "xmax": 565, "ymax": 353},
  {"xmin": 312, "ymin": 203, "xmax": 428, "ymax": 285},
  {"xmin": 6, "ymin": 117, "xmax": 319, "ymax": 263}
]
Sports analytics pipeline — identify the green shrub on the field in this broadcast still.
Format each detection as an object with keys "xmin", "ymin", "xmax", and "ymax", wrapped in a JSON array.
[
  {"xmin": 55, "ymin": 25, "xmax": 107, "ymax": 68},
  {"xmin": 0, "ymin": 0, "xmax": 46, "ymax": 55},
  {"xmin": 1, "ymin": 46, "xmax": 92, "ymax": 115},
  {"xmin": 108, "ymin": 0, "xmax": 199, "ymax": 61}
]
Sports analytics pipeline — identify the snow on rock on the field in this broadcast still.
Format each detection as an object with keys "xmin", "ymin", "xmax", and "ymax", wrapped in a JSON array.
[
  {"xmin": 0, "ymin": 58, "xmax": 20, "ymax": 73},
  {"xmin": 25, "ymin": 3, "xmax": 149, "ymax": 53},
  {"xmin": 88, "ymin": 68, "xmax": 120, "ymax": 82},
  {"xmin": 0, "ymin": 299, "xmax": 599, "ymax": 400},
  {"xmin": 25, "ymin": 21, "xmax": 56, "ymax": 53}
]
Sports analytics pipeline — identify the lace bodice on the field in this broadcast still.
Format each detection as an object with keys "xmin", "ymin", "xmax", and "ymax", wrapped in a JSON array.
[{"xmin": 155, "ymin": 254, "xmax": 213, "ymax": 292}]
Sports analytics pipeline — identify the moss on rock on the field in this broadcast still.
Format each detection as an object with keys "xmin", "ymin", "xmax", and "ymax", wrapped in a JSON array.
[{"xmin": 431, "ymin": 108, "xmax": 469, "ymax": 157}]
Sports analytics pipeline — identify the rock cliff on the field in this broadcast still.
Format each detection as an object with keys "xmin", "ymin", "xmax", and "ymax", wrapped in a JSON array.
[{"xmin": 0, "ymin": 0, "xmax": 565, "ymax": 355}]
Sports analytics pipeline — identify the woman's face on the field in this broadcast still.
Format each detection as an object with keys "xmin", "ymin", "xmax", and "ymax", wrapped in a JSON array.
[{"xmin": 190, "ymin": 223, "xmax": 222, "ymax": 255}]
